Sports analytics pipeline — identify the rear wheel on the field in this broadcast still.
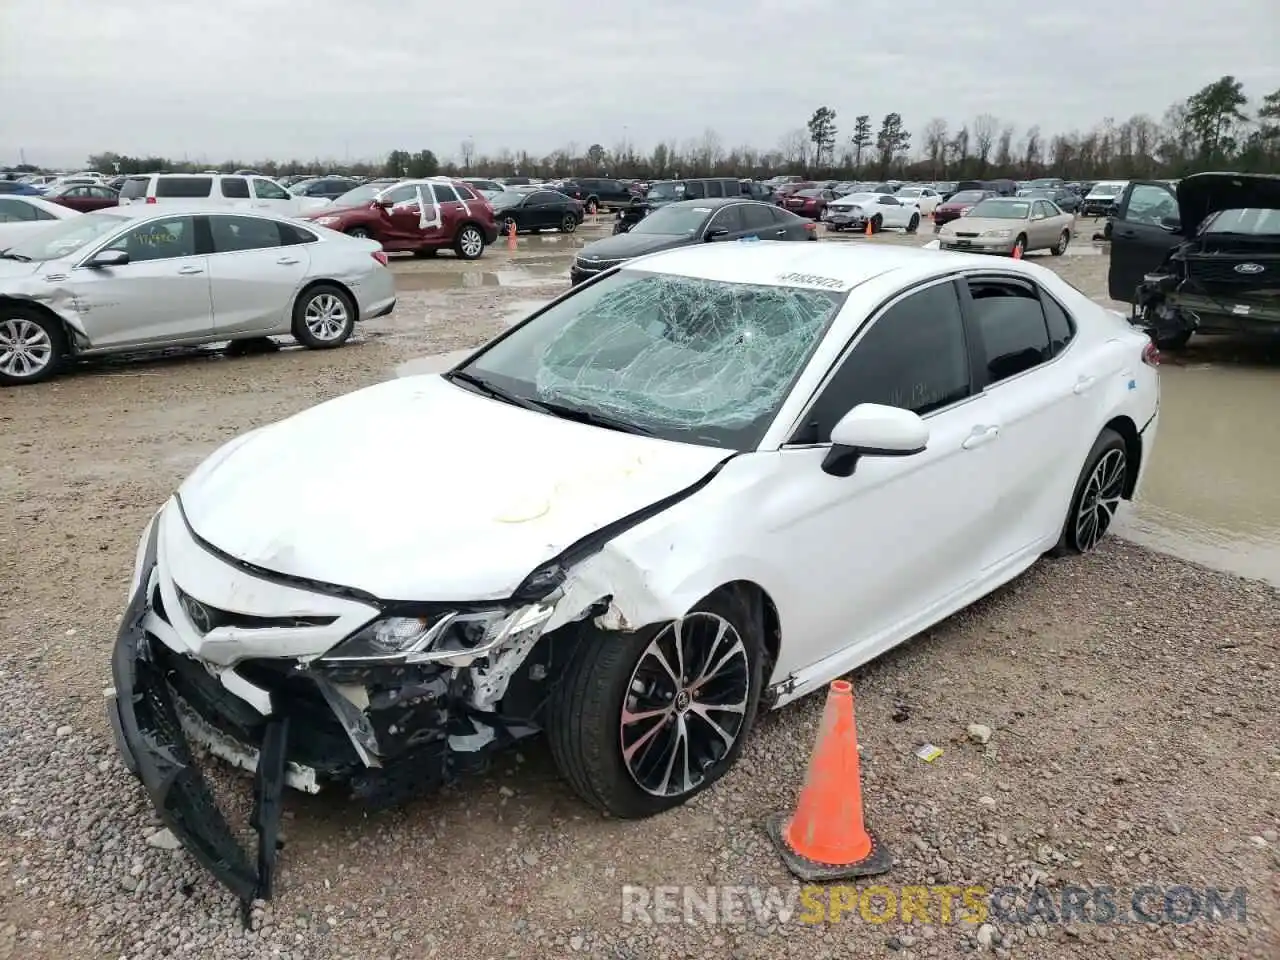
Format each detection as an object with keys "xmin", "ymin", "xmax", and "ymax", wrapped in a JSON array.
[
  {"xmin": 1051, "ymin": 230, "xmax": 1070, "ymax": 256},
  {"xmin": 907, "ymin": 213, "xmax": 921, "ymax": 233},
  {"xmin": 560, "ymin": 214, "xmax": 578, "ymax": 233},
  {"xmin": 1051, "ymin": 429, "xmax": 1128, "ymax": 556},
  {"xmin": 454, "ymin": 224, "xmax": 485, "ymax": 260},
  {"xmin": 345, "ymin": 227, "xmax": 372, "ymax": 240},
  {"xmin": 548, "ymin": 590, "xmax": 765, "ymax": 819},
  {"xmin": 870, "ymin": 214, "xmax": 883, "ymax": 233},
  {"xmin": 0, "ymin": 306, "xmax": 65, "ymax": 386},
  {"xmin": 292, "ymin": 284, "xmax": 355, "ymax": 349}
]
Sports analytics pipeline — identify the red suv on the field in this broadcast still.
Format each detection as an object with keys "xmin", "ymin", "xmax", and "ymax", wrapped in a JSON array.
[{"xmin": 304, "ymin": 178, "xmax": 499, "ymax": 258}]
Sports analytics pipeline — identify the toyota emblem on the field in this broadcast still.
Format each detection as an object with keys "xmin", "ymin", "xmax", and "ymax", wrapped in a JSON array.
[
  {"xmin": 180, "ymin": 593, "xmax": 214, "ymax": 633},
  {"xmin": 1234, "ymin": 263, "xmax": 1265, "ymax": 275}
]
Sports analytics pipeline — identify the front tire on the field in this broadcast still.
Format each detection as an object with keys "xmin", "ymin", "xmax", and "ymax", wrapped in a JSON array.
[
  {"xmin": 1051, "ymin": 429, "xmax": 1128, "ymax": 556},
  {"xmin": 548, "ymin": 590, "xmax": 764, "ymax": 819},
  {"xmin": 870, "ymin": 214, "xmax": 883, "ymax": 233},
  {"xmin": 0, "ymin": 306, "xmax": 65, "ymax": 386},
  {"xmin": 1012, "ymin": 234, "xmax": 1027, "ymax": 258},
  {"xmin": 292, "ymin": 284, "xmax": 355, "ymax": 349},
  {"xmin": 907, "ymin": 213, "xmax": 920, "ymax": 233}
]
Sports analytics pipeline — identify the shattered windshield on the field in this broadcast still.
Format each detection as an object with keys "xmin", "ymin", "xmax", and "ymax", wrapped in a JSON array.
[
  {"xmin": 1202, "ymin": 208, "xmax": 1280, "ymax": 235},
  {"xmin": 456, "ymin": 269, "xmax": 847, "ymax": 450}
]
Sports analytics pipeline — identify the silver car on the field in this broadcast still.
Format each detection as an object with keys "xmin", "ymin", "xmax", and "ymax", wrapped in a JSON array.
[{"xmin": 0, "ymin": 208, "xmax": 396, "ymax": 386}]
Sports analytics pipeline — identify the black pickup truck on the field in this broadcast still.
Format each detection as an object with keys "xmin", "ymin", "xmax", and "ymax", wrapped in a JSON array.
[
  {"xmin": 552, "ymin": 178, "xmax": 635, "ymax": 214},
  {"xmin": 1108, "ymin": 172, "xmax": 1280, "ymax": 349}
]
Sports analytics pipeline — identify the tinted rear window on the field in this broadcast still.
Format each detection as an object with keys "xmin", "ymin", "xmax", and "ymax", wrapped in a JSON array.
[
  {"xmin": 220, "ymin": 178, "xmax": 250, "ymax": 198},
  {"xmin": 155, "ymin": 177, "xmax": 213, "ymax": 198},
  {"xmin": 120, "ymin": 177, "xmax": 150, "ymax": 200}
]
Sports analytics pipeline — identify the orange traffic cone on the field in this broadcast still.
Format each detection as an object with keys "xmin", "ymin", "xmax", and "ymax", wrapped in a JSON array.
[
  {"xmin": 506, "ymin": 220, "xmax": 517, "ymax": 250},
  {"xmin": 1011, "ymin": 240, "xmax": 1023, "ymax": 260},
  {"xmin": 864, "ymin": 219, "xmax": 874, "ymax": 237},
  {"xmin": 766, "ymin": 679, "xmax": 892, "ymax": 881}
]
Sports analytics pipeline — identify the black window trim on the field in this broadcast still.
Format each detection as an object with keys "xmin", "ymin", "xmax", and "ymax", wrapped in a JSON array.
[
  {"xmin": 955, "ymin": 270, "xmax": 1076, "ymax": 392},
  {"xmin": 779, "ymin": 274, "xmax": 981, "ymax": 448}
]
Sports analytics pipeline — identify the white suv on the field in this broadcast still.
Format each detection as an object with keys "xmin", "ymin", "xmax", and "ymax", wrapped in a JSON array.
[{"xmin": 117, "ymin": 174, "xmax": 307, "ymax": 215}]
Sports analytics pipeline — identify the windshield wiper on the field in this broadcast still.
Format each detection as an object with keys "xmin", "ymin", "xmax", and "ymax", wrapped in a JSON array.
[
  {"xmin": 0, "ymin": 249, "xmax": 31, "ymax": 262},
  {"xmin": 444, "ymin": 369, "xmax": 552, "ymax": 413},
  {"xmin": 535, "ymin": 400, "xmax": 655, "ymax": 436}
]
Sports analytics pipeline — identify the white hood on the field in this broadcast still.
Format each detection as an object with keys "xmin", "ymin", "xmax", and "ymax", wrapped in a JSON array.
[{"xmin": 178, "ymin": 374, "xmax": 731, "ymax": 602}]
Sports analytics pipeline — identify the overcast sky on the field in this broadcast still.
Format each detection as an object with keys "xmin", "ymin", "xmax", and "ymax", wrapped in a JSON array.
[{"xmin": 3, "ymin": 0, "xmax": 1278, "ymax": 168}]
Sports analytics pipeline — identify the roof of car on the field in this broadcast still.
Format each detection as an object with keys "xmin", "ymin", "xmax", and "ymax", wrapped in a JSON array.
[
  {"xmin": 631, "ymin": 240, "xmax": 1001, "ymax": 291},
  {"xmin": 659, "ymin": 198, "xmax": 764, "ymax": 209}
]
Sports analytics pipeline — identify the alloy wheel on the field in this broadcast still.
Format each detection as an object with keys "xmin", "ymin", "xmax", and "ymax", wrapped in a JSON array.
[
  {"xmin": 460, "ymin": 228, "xmax": 483, "ymax": 258},
  {"xmin": 561, "ymin": 215, "xmax": 577, "ymax": 233},
  {"xmin": 0, "ymin": 317, "xmax": 53, "ymax": 380},
  {"xmin": 1075, "ymin": 448, "xmax": 1126, "ymax": 551},
  {"xmin": 620, "ymin": 612, "xmax": 750, "ymax": 798},
  {"xmin": 303, "ymin": 293, "xmax": 349, "ymax": 341}
]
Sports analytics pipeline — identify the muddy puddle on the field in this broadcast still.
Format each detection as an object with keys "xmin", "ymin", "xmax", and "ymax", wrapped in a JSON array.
[
  {"xmin": 394, "ymin": 257, "xmax": 570, "ymax": 291},
  {"xmin": 1115, "ymin": 341, "xmax": 1280, "ymax": 587}
]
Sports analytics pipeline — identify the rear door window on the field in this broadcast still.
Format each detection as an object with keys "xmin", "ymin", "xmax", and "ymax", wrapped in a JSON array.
[
  {"xmin": 965, "ymin": 278, "xmax": 1052, "ymax": 384},
  {"xmin": 705, "ymin": 181, "xmax": 724, "ymax": 198},
  {"xmin": 683, "ymin": 181, "xmax": 706, "ymax": 199},
  {"xmin": 119, "ymin": 177, "xmax": 150, "ymax": 200},
  {"xmin": 0, "ymin": 198, "xmax": 38, "ymax": 221},
  {"xmin": 154, "ymin": 177, "xmax": 213, "ymax": 198},
  {"xmin": 220, "ymin": 178, "xmax": 250, "ymax": 199},
  {"xmin": 740, "ymin": 203, "xmax": 776, "ymax": 232},
  {"xmin": 430, "ymin": 183, "xmax": 460, "ymax": 203},
  {"xmin": 209, "ymin": 215, "xmax": 283, "ymax": 252}
]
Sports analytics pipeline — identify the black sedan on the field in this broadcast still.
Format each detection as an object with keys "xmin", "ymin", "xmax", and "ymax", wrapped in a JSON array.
[
  {"xmin": 489, "ymin": 189, "xmax": 584, "ymax": 235},
  {"xmin": 570, "ymin": 198, "xmax": 817, "ymax": 285}
]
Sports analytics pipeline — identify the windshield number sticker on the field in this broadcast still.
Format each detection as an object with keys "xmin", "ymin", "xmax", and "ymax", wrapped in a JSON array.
[{"xmin": 776, "ymin": 271, "xmax": 844, "ymax": 289}]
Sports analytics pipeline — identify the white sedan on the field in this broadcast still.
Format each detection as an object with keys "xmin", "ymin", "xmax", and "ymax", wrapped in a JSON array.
[
  {"xmin": 107, "ymin": 241, "xmax": 1159, "ymax": 903},
  {"xmin": 823, "ymin": 191, "xmax": 921, "ymax": 232},
  {"xmin": 0, "ymin": 208, "xmax": 396, "ymax": 385},
  {"xmin": 0, "ymin": 195, "xmax": 81, "ymax": 249},
  {"xmin": 894, "ymin": 186, "xmax": 942, "ymax": 216}
]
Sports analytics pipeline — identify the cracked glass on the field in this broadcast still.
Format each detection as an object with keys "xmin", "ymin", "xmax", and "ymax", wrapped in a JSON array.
[{"xmin": 461, "ymin": 269, "xmax": 848, "ymax": 450}]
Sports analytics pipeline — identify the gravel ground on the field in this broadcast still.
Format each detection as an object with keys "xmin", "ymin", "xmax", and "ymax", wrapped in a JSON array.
[{"xmin": 1, "ymin": 225, "xmax": 1277, "ymax": 960}]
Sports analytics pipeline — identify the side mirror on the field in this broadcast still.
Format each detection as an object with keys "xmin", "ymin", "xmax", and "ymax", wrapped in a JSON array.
[
  {"xmin": 705, "ymin": 227, "xmax": 730, "ymax": 242},
  {"xmin": 821, "ymin": 403, "xmax": 928, "ymax": 477},
  {"xmin": 374, "ymin": 197, "xmax": 394, "ymax": 208},
  {"xmin": 86, "ymin": 249, "xmax": 129, "ymax": 268}
]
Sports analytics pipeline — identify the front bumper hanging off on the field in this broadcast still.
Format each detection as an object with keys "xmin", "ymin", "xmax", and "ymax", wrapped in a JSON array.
[{"xmin": 107, "ymin": 520, "xmax": 288, "ymax": 923}]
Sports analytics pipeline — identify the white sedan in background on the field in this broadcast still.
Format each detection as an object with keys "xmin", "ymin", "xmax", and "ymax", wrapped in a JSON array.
[
  {"xmin": 106, "ymin": 241, "xmax": 1159, "ymax": 905},
  {"xmin": 894, "ymin": 186, "xmax": 942, "ymax": 216},
  {"xmin": 0, "ymin": 195, "xmax": 82, "ymax": 249},
  {"xmin": 823, "ymin": 192, "xmax": 922, "ymax": 232},
  {"xmin": 0, "ymin": 208, "xmax": 396, "ymax": 386}
]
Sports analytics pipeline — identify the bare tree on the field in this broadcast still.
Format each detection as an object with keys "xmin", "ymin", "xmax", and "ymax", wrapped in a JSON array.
[
  {"xmin": 1022, "ymin": 125, "xmax": 1042, "ymax": 174},
  {"xmin": 973, "ymin": 114, "xmax": 998, "ymax": 172},
  {"xmin": 459, "ymin": 138, "xmax": 476, "ymax": 171},
  {"xmin": 778, "ymin": 128, "xmax": 808, "ymax": 168},
  {"xmin": 921, "ymin": 118, "xmax": 949, "ymax": 176},
  {"xmin": 994, "ymin": 125, "xmax": 1016, "ymax": 171},
  {"xmin": 698, "ymin": 128, "xmax": 725, "ymax": 173}
]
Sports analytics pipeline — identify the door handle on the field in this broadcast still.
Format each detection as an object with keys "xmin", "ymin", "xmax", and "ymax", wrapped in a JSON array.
[
  {"xmin": 1073, "ymin": 375, "xmax": 1098, "ymax": 395},
  {"xmin": 775, "ymin": 229, "xmax": 787, "ymax": 235},
  {"xmin": 961, "ymin": 425, "xmax": 1000, "ymax": 450},
  {"xmin": 177, "ymin": 265, "xmax": 204, "ymax": 275},
  {"xmin": 276, "ymin": 257, "xmax": 300, "ymax": 265}
]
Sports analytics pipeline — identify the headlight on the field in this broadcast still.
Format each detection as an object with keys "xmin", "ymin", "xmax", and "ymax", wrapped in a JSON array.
[
  {"xmin": 982, "ymin": 229, "xmax": 1012, "ymax": 239},
  {"xmin": 314, "ymin": 216, "xmax": 340, "ymax": 227},
  {"xmin": 320, "ymin": 602, "xmax": 556, "ymax": 667}
]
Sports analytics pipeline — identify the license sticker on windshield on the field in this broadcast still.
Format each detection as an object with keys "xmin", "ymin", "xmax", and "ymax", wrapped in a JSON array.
[{"xmin": 775, "ymin": 271, "xmax": 845, "ymax": 290}]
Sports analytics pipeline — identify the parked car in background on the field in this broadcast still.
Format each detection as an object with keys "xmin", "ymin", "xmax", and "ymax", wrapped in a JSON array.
[
  {"xmin": 303, "ymin": 178, "xmax": 498, "ymax": 260},
  {"xmin": 118, "ymin": 174, "xmax": 311, "ymax": 216},
  {"xmin": 461, "ymin": 178, "xmax": 506, "ymax": 200},
  {"xmin": 937, "ymin": 196, "xmax": 1074, "ymax": 257},
  {"xmin": 643, "ymin": 179, "xmax": 750, "ymax": 209},
  {"xmin": 781, "ymin": 187, "xmax": 836, "ymax": 219},
  {"xmin": 1019, "ymin": 187, "xmax": 1080, "ymax": 214},
  {"xmin": 933, "ymin": 189, "xmax": 997, "ymax": 227},
  {"xmin": 553, "ymin": 178, "xmax": 636, "ymax": 213},
  {"xmin": 570, "ymin": 198, "xmax": 815, "ymax": 284},
  {"xmin": 1081, "ymin": 180, "xmax": 1128, "ymax": 217},
  {"xmin": 894, "ymin": 186, "xmax": 942, "ymax": 216},
  {"xmin": 823, "ymin": 192, "xmax": 921, "ymax": 233},
  {"xmin": 0, "ymin": 181, "xmax": 43, "ymax": 196},
  {"xmin": 0, "ymin": 195, "xmax": 82, "ymax": 248},
  {"xmin": 44, "ymin": 182, "xmax": 120, "ymax": 213},
  {"xmin": 289, "ymin": 177, "xmax": 359, "ymax": 204},
  {"xmin": 931, "ymin": 181, "xmax": 959, "ymax": 200},
  {"xmin": 1109, "ymin": 172, "xmax": 1278, "ymax": 349},
  {"xmin": 741, "ymin": 180, "xmax": 775, "ymax": 203},
  {"xmin": 0, "ymin": 209, "xmax": 396, "ymax": 386},
  {"xmin": 490, "ymin": 189, "xmax": 584, "ymax": 235}
]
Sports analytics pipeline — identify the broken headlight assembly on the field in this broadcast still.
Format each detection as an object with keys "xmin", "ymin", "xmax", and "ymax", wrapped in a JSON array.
[{"xmin": 320, "ymin": 601, "xmax": 557, "ymax": 668}]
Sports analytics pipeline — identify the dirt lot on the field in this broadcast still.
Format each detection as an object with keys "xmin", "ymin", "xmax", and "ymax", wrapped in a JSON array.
[{"xmin": 1, "ymin": 220, "xmax": 1277, "ymax": 960}]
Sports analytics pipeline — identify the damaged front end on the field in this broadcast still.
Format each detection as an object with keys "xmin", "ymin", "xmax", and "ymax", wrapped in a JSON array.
[{"xmin": 107, "ymin": 501, "xmax": 595, "ymax": 917}]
